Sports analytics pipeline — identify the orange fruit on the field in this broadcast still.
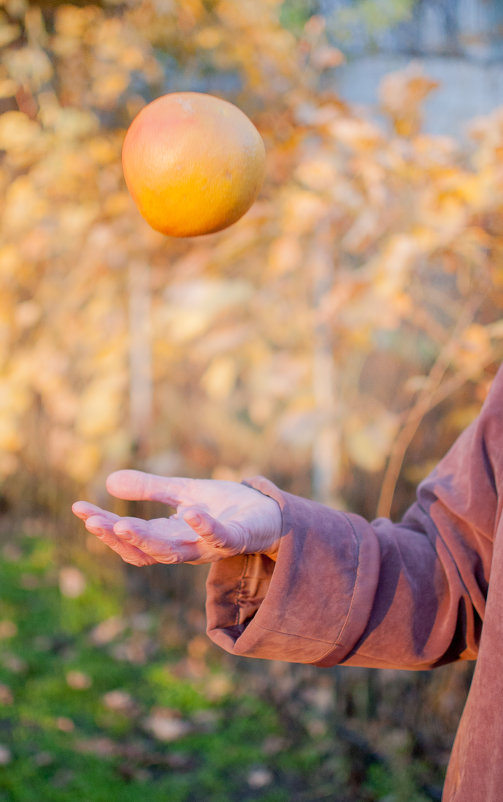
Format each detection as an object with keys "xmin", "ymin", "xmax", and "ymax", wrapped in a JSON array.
[{"xmin": 122, "ymin": 92, "xmax": 266, "ymax": 237}]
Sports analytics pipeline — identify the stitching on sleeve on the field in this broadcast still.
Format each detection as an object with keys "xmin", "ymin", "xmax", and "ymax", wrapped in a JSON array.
[
  {"xmin": 333, "ymin": 513, "xmax": 362, "ymax": 647},
  {"xmin": 234, "ymin": 554, "xmax": 249, "ymax": 626},
  {"xmin": 252, "ymin": 620, "xmax": 334, "ymax": 645}
]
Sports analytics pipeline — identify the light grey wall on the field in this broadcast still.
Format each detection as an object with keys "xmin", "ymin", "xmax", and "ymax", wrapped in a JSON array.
[
  {"xmin": 321, "ymin": 0, "xmax": 503, "ymax": 139},
  {"xmin": 334, "ymin": 54, "xmax": 503, "ymax": 138}
]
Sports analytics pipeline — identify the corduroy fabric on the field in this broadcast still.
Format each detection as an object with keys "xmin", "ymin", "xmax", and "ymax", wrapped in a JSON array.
[{"xmin": 206, "ymin": 365, "xmax": 503, "ymax": 801}]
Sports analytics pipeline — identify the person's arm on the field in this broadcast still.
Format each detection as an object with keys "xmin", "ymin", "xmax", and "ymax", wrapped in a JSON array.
[
  {"xmin": 73, "ymin": 366, "xmax": 502, "ymax": 670},
  {"xmin": 206, "ymin": 368, "xmax": 501, "ymax": 669}
]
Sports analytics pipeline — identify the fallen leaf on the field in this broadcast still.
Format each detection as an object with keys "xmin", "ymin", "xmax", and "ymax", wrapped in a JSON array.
[
  {"xmin": 58, "ymin": 567, "xmax": 86, "ymax": 598},
  {"xmin": 102, "ymin": 689, "xmax": 138, "ymax": 715},
  {"xmin": 0, "ymin": 621, "xmax": 17, "ymax": 639},
  {"xmin": 56, "ymin": 717, "xmax": 75, "ymax": 732},
  {"xmin": 66, "ymin": 670, "xmax": 92, "ymax": 690},
  {"xmin": 89, "ymin": 617, "xmax": 125, "ymax": 645},
  {"xmin": 0, "ymin": 745, "xmax": 12, "ymax": 766},
  {"xmin": 247, "ymin": 766, "xmax": 273, "ymax": 788},
  {"xmin": 0, "ymin": 684, "xmax": 13, "ymax": 705},
  {"xmin": 142, "ymin": 709, "xmax": 192, "ymax": 742}
]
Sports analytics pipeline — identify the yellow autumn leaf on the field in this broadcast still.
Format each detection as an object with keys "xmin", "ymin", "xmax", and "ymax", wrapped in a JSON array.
[
  {"xmin": 86, "ymin": 136, "xmax": 119, "ymax": 165},
  {"xmin": 195, "ymin": 26, "xmax": 224, "ymax": 49},
  {"xmin": 120, "ymin": 45, "xmax": 146, "ymax": 71},
  {"xmin": 47, "ymin": 106, "xmax": 99, "ymax": 139},
  {"xmin": 295, "ymin": 155, "xmax": 338, "ymax": 192},
  {"xmin": 160, "ymin": 309, "xmax": 213, "ymax": 344},
  {"xmin": 103, "ymin": 193, "xmax": 131, "ymax": 218},
  {"xmin": 267, "ymin": 235, "xmax": 303, "ymax": 276},
  {"xmin": 0, "ymin": 452, "xmax": 18, "ymax": 479},
  {"xmin": 76, "ymin": 379, "xmax": 123, "ymax": 438},
  {"xmin": 248, "ymin": 396, "xmax": 275, "ymax": 426},
  {"xmin": 0, "ymin": 78, "xmax": 17, "ymax": 98},
  {"xmin": 2, "ymin": 175, "xmax": 45, "ymax": 232},
  {"xmin": 0, "ymin": 111, "xmax": 41, "ymax": 153},
  {"xmin": 345, "ymin": 411, "xmax": 398, "ymax": 473},
  {"xmin": 3, "ymin": 46, "xmax": 53, "ymax": 90},
  {"xmin": 66, "ymin": 442, "xmax": 101, "ymax": 484},
  {"xmin": 342, "ymin": 208, "xmax": 382, "ymax": 254},
  {"xmin": 0, "ymin": 23, "xmax": 20, "ymax": 48},
  {"xmin": 0, "ymin": 419, "xmax": 22, "ymax": 452},
  {"xmin": 0, "ymin": 379, "xmax": 30, "ymax": 419},
  {"xmin": 92, "ymin": 70, "xmax": 129, "ymax": 107},
  {"xmin": 0, "ymin": 245, "xmax": 20, "ymax": 276},
  {"xmin": 328, "ymin": 117, "xmax": 383, "ymax": 150},
  {"xmin": 378, "ymin": 65, "xmax": 439, "ymax": 137},
  {"xmin": 0, "ymin": 0, "xmax": 501, "ymax": 543},
  {"xmin": 281, "ymin": 190, "xmax": 327, "ymax": 234},
  {"xmin": 373, "ymin": 235, "xmax": 422, "ymax": 293},
  {"xmin": 455, "ymin": 324, "xmax": 492, "ymax": 368},
  {"xmin": 55, "ymin": 4, "xmax": 100, "ymax": 38},
  {"xmin": 310, "ymin": 44, "xmax": 344, "ymax": 71},
  {"xmin": 57, "ymin": 205, "xmax": 99, "ymax": 239},
  {"xmin": 160, "ymin": 279, "xmax": 252, "ymax": 343},
  {"xmin": 276, "ymin": 410, "xmax": 318, "ymax": 449},
  {"xmin": 447, "ymin": 405, "xmax": 481, "ymax": 432},
  {"xmin": 201, "ymin": 356, "xmax": 237, "ymax": 400},
  {"xmin": 15, "ymin": 301, "xmax": 41, "ymax": 330}
]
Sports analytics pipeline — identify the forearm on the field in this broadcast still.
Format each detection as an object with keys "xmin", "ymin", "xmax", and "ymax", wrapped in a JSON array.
[
  {"xmin": 206, "ymin": 367, "xmax": 503, "ymax": 669},
  {"xmin": 206, "ymin": 484, "xmax": 481, "ymax": 669},
  {"xmin": 206, "ymin": 483, "xmax": 381, "ymax": 664}
]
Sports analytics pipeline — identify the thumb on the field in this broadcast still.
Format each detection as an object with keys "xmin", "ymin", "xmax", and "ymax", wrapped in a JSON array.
[{"xmin": 183, "ymin": 508, "xmax": 230, "ymax": 549}]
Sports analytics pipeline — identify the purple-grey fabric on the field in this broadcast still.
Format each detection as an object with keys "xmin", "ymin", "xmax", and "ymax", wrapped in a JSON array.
[{"xmin": 206, "ymin": 364, "xmax": 503, "ymax": 801}]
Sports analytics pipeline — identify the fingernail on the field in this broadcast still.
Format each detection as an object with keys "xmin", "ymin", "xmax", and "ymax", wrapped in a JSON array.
[{"xmin": 185, "ymin": 513, "xmax": 202, "ymax": 528}]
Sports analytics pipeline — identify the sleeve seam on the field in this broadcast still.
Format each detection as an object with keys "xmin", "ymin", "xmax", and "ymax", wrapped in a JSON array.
[
  {"xmin": 250, "ymin": 620, "xmax": 337, "ymax": 645},
  {"xmin": 234, "ymin": 554, "xmax": 250, "ymax": 626},
  {"xmin": 333, "ymin": 512, "xmax": 363, "ymax": 647}
]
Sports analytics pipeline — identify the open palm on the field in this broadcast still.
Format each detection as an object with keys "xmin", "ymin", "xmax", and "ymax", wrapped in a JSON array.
[{"xmin": 72, "ymin": 470, "xmax": 282, "ymax": 566}]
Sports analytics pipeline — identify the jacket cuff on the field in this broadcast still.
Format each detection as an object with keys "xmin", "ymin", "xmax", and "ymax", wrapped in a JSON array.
[{"xmin": 206, "ymin": 476, "xmax": 381, "ymax": 665}]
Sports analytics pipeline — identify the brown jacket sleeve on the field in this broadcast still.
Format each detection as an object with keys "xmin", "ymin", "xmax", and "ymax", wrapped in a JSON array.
[{"xmin": 206, "ymin": 367, "xmax": 502, "ymax": 670}]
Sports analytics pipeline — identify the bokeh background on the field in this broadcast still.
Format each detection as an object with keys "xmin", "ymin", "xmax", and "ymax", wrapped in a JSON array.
[{"xmin": 0, "ymin": 1, "xmax": 502, "ymax": 800}]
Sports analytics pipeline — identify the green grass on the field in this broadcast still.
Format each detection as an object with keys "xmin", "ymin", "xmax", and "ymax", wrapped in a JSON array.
[
  {"xmin": 0, "ymin": 530, "xmax": 440, "ymax": 802},
  {"xmin": 0, "ymin": 533, "xmax": 300, "ymax": 802}
]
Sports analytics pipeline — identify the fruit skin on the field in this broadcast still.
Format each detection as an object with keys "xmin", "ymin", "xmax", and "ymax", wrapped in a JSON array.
[{"xmin": 122, "ymin": 92, "xmax": 266, "ymax": 237}]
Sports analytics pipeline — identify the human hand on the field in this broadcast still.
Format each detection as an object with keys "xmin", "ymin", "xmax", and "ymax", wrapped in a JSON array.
[{"xmin": 72, "ymin": 470, "xmax": 282, "ymax": 566}]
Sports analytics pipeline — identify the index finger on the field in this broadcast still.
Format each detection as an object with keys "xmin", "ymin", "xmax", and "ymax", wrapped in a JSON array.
[
  {"xmin": 105, "ymin": 470, "xmax": 190, "ymax": 505},
  {"xmin": 72, "ymin": 501, "xmax": 120, "ymax": 524}
]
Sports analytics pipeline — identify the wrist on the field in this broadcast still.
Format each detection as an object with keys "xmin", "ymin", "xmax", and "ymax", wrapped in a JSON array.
[
  {"xmin": 241, "ymin": 477, "xmax": 283, "ymax": 560},
  {"xmin": 263, "ymin": 495, "xmax": 282, "ymax": 561}
]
